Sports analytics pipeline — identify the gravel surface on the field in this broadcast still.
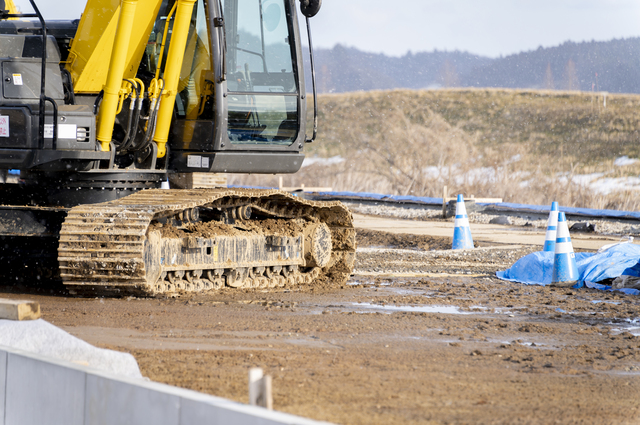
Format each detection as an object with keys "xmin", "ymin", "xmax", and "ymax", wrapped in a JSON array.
[{"xmin": 355, "ymin": 246, "xmax": 538, "ymax": 276}]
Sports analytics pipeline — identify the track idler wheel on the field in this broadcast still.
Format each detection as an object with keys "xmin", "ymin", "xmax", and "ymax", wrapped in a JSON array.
[{"xmin": 303, "ymin": 222, "xmax": 332, "ymax": 268}]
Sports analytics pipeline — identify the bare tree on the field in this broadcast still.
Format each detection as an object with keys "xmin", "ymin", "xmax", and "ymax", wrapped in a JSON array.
[
  {"xmin": 439, "ymin": 60, "xmax": 460, "ymax": 88},
  {"xmin": 543, "ymin": 62, "xmax": 555, "ymax": 89},
  {"xmin": 563, "ymin": 59, "xmax": 579, "ymax": 91}
]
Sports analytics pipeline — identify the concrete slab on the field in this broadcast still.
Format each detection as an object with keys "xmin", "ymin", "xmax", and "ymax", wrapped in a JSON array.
[
  {"xmin": 85, "ymin": 373, "xmax": 180, "ymax": 425},
  {"xmin": 353, "ymin": 213, "xmax": 637, "ymax": 251},
  {"xmin": 0, "ymin": 350, "xmax": 6, "ymax": 425},
  {"xmin": 211, "ymin": 403, "xmax": 325, "ymax": 425},
  {"xmin": 179, "ymin": 396, "xmax": 324, "ymax": 425},
  {"xmin": 5, "ymin": 352, "xmax": 85, "ymax": 425},
  {"xmin": 0, "ymin": 299, "xmax": 40, "ymax": 321},
  {"xmin": 1, "ymin": 340, "xmax": 333, "ymax": 425}
]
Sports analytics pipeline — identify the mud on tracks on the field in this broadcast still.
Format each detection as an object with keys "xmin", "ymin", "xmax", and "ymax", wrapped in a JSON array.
[{"xmin": 149, "ymin": 219, "xmax": 305, "ymax": 239}]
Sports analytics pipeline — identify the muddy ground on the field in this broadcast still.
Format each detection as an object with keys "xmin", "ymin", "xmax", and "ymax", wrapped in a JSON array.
[{"xmin": 2, "ymin": 229, "xmax": 640, "ymax": 424}]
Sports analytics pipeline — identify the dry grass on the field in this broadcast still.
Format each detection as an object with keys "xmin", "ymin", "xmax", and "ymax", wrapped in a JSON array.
[{"xmin": 229, "ymin": 88, "xmax": 640, "ymax": 211}]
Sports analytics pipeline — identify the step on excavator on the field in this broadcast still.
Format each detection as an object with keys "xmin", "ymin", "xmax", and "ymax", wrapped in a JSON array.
[{"xmin": 0, "ymin": 0, "xmax": 355, "ymax": 296}]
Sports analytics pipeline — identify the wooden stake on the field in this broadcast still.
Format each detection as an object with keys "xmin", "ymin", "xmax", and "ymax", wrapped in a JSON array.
[
  {"xmin": 442, "ymin": 185, "xmax": 448, "ymax": 218},
  {"xmin": 249, "ymin": 368, "xmax": 273, "ymax": 410},
  {"xmin": 0, "ymin": 299, "xmax": 41, "ymax": 321}
]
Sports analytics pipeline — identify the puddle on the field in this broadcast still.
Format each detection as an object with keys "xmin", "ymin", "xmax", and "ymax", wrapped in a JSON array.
[
  {"xmin": 348, "ymin": 279, "xmax": 391, "ymax": 286},
  {"xmin": 625, "ymin": 327, "xmax": 640, "ymax": 336},
  {"xmin": 610, "ymin": 326, "xmax": 640, "ymax": 336},
  {"xmin": 597, "ymin": 368, "xmax": 640, "ymax": 377},
  {"xmin": 520, "ymin": 341, "xmax": 545, "ymax": 347},
  {"xmin": 337, "ymin": 299, "xmax": 520, "ymax": 317},
  {"xmin": 351, "ymin": 302, "xmax": 473, "ymax": 315},
  {"xmin": 347, "ymin": 281, "xmax": 428, "ymax": 298},
  {"xmin": 591, "ymin": 300, "xmax": 621, "ymax": 305},
  {"xmin": 607, "ymin": 318, "xmax": 640, "ymax": 336}
]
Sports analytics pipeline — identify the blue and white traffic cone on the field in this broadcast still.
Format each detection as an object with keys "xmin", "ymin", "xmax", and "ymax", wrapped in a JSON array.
[
  {"xmin": 543, "ymin": 201, "xmax": 559, "ymax": 252},
  {"xmin": 551, "ymin": 212, "xmax": 579, "ymax": 286},
  {"xmin": 452, "ymin": 194, "xmax": 474, "ymax": 249}
]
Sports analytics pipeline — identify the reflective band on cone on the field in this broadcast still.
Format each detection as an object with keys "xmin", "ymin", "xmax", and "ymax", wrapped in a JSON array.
[
  {"xmin": 551, "ymin": 212, "xmax": 579, "ymax": 286},
  {"xmin": 543, "ymin": 201, "xmax": 559, "ymax": 252},
  {"xmin": 452, "ymin": 194, "xmax": 474, "ymax": 250}
]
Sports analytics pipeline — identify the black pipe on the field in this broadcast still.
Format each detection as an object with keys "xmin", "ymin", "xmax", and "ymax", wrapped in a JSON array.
[
  {"xmin": 61, "ymin": 68, "xmax": 75, "ymax": 105},
  {"xmin": 93, "ymin": 90, "xmax": 104, "ymax": 115},
  {"xmin": 27, "ymin": 0, "xmax": 47, "ymax": 149},
  {"xmin": 44, "ymin": 96, "xmax": 58, "ymax": 149},
  {"xmin": 305, "ymin": 16, "xmax": 317, "ymax": 143},
  {"xmin": 119, "ymin": 79, "xmax": 139, "ymax": 152}
]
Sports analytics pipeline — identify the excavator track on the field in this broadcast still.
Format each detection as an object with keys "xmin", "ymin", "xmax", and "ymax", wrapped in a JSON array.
[{"xmin": 58, "ymin": 188, "xmax": 355, "ymax": 296}]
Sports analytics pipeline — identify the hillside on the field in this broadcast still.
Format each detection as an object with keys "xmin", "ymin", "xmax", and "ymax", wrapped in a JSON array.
[
  {"xmin": 230, "ymin": 89, "xmax": 640, "ymax": 211},
  {"xmin": 309, "ymin": 38, "xmax": 640, "ymax": 94},
  {"xmin": 464, "ymin": 39, "xmax": 640, "ymax": 93},
  {"xmin": 308, "ymin": 45, "xmax": 491, "ymax": 92}
]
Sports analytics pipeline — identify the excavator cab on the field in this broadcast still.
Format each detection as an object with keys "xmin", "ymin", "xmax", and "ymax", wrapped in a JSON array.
[{"xmin": 165, "ymin": 0, "xmax": 309, "ymax": 174}]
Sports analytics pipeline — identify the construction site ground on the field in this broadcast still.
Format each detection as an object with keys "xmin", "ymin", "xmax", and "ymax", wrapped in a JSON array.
[{"xmin": 2, "ymin": 207, "xmax": 640, "ymax": 425}]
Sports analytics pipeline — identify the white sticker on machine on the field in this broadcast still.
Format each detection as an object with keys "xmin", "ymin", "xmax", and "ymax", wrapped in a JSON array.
[
  {"xmin": 0, "ymin": 115, "xmax": 9, "ymax": 137},
  {"xmin": 12, "ymin": 74, "xmax": 23, "ymax": 86},
  {"xmin": 44, "ymin": 124, "xmax": 77, "ymax": 139},
  {"xmin": 60, "ymin": 124, "xmax": 77, "ymax": 139},
  {"xmin": 187, "ymin": 155, "xmax": 209, "ymax": 168},
  {"xmin": 187, "ymin": 155, "xmax": 202, "ymax": 168}
]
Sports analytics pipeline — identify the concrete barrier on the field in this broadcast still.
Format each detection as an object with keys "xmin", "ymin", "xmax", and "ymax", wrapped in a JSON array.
[{"xmin": 0, "ymin": 344, "xmax": 331, "ymax": 425}]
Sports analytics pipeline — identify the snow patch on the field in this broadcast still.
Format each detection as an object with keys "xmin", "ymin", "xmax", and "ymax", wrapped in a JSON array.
[
  {"xmin": 423, "ymin": 165, "xmax": 530, "ymax": 185},
  {"xmin": 301, "ymin": 155, "xmax": 345, "ymax": 168},
  {"xmin": 0, "ymin": 319, "xmax": 142, "ymax": 378},
  {"xmin": 614, "ymin": 156, "xmax": 639, "ymax": 167},
  {"xmin": 589, "ymin": 176, "xmax": 640, "ymax": 194},
  {"xmin": 508, "ymin": 154, "xmax": 522, "ymax": 164}
]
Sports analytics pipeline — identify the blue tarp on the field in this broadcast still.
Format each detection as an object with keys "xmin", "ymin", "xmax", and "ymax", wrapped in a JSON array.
[{"xmin": 496, "ymin": 243, "xmax": 640, "ymax": 295}]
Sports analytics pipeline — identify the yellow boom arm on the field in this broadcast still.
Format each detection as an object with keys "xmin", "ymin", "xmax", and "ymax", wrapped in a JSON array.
[
  {"xmin": 65, "ymin": 0, "xmax": 162, "ymax": 94},
  {"xmin": 66, "ymin": 0, "xmax": 199, "ymax": 157}
]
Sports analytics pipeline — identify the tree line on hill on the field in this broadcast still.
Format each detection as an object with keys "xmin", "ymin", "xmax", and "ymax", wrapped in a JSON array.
[{"xmin": 304, "ymin": 38, "xmax": 640, "ymax": 94}]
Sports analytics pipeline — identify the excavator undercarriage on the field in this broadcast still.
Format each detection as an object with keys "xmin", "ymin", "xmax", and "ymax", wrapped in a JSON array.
[{"xmin": 58, "ymin": 188, "xmax": 355, "ymax": 296}]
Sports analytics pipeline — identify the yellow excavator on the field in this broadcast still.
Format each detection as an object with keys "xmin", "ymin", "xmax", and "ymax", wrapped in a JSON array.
[{"xmin": 0, "ymin": 0, "xmax": 355, "ymax": 295}]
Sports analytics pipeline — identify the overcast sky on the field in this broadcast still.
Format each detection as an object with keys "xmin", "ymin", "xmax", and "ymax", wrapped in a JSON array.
[{"xmin": 13, "ymin": 0, "xmax": 640, "ymax": 58}]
